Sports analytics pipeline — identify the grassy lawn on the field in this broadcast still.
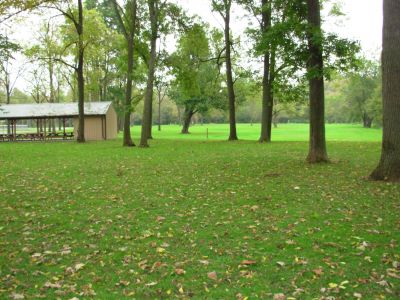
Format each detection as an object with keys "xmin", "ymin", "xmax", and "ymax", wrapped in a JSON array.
[
  {"xmin": 146, "ymin": 123, "xmax": 383, "ymax": 142},
  {"xmin": 1, "ymin": 124, "xmax": 399, "ymax": 299}
]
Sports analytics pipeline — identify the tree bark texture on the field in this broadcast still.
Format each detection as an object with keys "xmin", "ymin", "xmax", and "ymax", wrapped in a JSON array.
[
  {"xmin": 259, "ymin": 0, "xmax": 273, "ymax": 143},
  {"xmin": 306, "ymin": 0, "xmax": 328, "ymax": 163},
  {"xmin": 370, "ymin": 0, "xmax": 400, "ymax": 182}
]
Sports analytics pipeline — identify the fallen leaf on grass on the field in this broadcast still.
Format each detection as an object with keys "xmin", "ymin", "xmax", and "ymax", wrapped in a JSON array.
[
  {"xmin": 207, "ymin": 271, "xmax": 218, "ymax": 281},
  {"xmin": 116, "ymin": 280, "xmax": 130, "ymax": 287},
  {"xmin": 145, "ymin": 282, "xmax": 158, "ymax": 286},
  {"xmin": 74, "ymin": 263, "xmax": 85, "ymax": 271},
  {"xmin": 156, "ymin": 216, "xmax": 165, "ymax": 222},
  {"xmin": 276, "ymin": 261, "xmax": 285, "ymax": 267},
  {"xmin": 329, "ymin": 283, "xmax": 338, "ymax": 288},
  {"xmin": 156, "ymin": 247, "xmax": 166, "ymax": 253},
  {"xmin": 138, "ymin": 260, "xmax": 149, "ymax": 270},
  {"xmin": 44, "ymin": 281, "xmax": 62, "ymax": 289},
  {"xmin": 273, "ymin": 293, "xmax": 286, "ymax": 300},
  {"xmin": 10, "ymin": 293, "xmax": 25, "ymax": 300},
  {"xmin": 241, "ymin": 260, "xmax": 257, "ymax": 266},
  {"xmin": 199, "ymin": 259, "xmax": 209, "ymax": 265},
  {"xmin": 175, "ymin": 268, "xmax": 185, "ymax": 275}
]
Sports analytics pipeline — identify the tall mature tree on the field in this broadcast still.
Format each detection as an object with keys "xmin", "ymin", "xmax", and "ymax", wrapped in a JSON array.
[
  {"xmin": 305, "ymin": 0, "xmax": 328, "ymax": 163},
  {"xmin": 49, "ymin": 0, "xmax": 86, "ymax": 142},
  {"xmin": 111, "ymin": 0, "xmax": 138, "ymax": 147},
  {"xmin": 212, "ymin": 0, "xmax": 238, "ymax": 141},
  {"xmin": 140, "ymin": 0, "xmax": 158, "ymax": 147},
  {"xmin": 370, "ymin": 0, "xmax": 400, "ymax": 182},
  {"xmin": 259, "ymin": 0, "xmax": 273, "ymax": 142}
]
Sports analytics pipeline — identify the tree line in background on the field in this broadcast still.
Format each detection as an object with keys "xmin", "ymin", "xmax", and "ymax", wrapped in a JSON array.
[{"xmin": 0, "ymin": 0, "xmax": 399, "ymax": 181}]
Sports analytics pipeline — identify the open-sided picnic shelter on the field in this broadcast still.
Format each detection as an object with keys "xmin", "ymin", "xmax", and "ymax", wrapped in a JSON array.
[{"xmin": 0, "ymin": 101, "xmax": 118, "ymax": 142}]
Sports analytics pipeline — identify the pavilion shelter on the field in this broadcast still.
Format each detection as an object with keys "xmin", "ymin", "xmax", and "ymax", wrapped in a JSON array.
[{"xmin": 0, "ymin": 101, "xmax": 118, "ymax": 142}]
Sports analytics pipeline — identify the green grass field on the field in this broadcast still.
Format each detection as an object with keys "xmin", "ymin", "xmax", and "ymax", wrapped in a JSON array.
[
  {"xmin": 141, "ymin": 123, "xmax": 383, "ymax": 142},
  {"xmin": 1, "ymin": 124, "xmax": 399, "ymax": 299}
]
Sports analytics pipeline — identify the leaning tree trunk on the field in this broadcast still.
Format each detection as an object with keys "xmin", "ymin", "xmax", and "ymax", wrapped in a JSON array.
[
  {"xmin": 139, "ymin": 0, "xmax": 157, "ymax": 147},
  {"xmin": 306, "ymin": 0, "xmax": 328, "ymax": 163},
  {"xmin": 224, "ymin": 1, "xmax": 238, "ymax": 141},
  {"xmin": 370, "ymin": 0, "xmax": 400, "ymax": 182},
  {"xmin": 76, "ymin": 0, "xmax": 85, "ymax": 143}
]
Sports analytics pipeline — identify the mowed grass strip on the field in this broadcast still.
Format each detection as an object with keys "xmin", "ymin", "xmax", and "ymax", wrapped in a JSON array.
[
  {"xmin": 145, "ymin": 123, "xmax": 383, "ymax": 142},
  {"xmin": 1, "ymin": 124, "xmax": 399, "ymax": 299}
]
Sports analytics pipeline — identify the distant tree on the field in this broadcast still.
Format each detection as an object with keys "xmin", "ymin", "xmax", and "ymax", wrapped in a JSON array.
[
  {"xmin": 25, "ymin": 66, "xmax": 48, "ymax": 104},
  {"xmin": 370, "ymin": 0, "xmax": 400, "ymax": 182},
  {"xmin": 0, "ymin": 36, "xmax": 23, "ymax": 105},
  {"xmin": 170, "ymin": 23, "xmax": 225, "ymax": 134},
  {"xmin": 155, "ymin": 75, "xmax": 168, "ymax": 131},
  {"xmin": 343, "ymin": 59, "xmax": 380, "ymax": 128}
]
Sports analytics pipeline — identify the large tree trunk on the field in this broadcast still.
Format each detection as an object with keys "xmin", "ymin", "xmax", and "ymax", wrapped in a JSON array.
[
  {"xmin": 259, "ymin": 0, "xmax": 272, "ymax": 143},
  {"xmin": 181, "ymin": 108, "xmax": 194, "ymax": 134},
  {"xmin": 224, "ymin": 0, "xmax": 238, "ymax": 141},
  {"xmin": 76, "ymin": 0, "xmax": 85, "ymax": 143},
  {"xmin": 306, "ymin": 0, "xmax": 328, "ymax": 163},
  {"xmin": 370, "ymin": 0, "xmax": 400, "ymax": 182},
  {"xmin": 139, "ymin": 0, "xmax": 157, "ymax": 147}
]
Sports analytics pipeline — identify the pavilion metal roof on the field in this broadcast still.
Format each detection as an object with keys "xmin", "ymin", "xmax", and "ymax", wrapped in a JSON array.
[{"xmin": 0, "ymin": 102, "xmax": 112, "ymax": 120}]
